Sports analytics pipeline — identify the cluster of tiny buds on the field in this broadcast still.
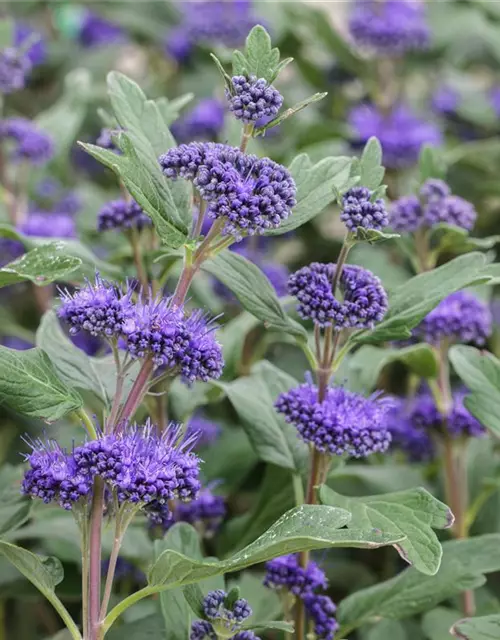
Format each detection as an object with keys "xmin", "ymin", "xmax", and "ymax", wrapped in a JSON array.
[
  {"xmin": 226, "ymin": 75, "xmax": 283, "ymax": 124},
  {"xmin": 190, "ymin": 590, "xmax": 258, "ymax": 639},
  {"xmin": 341, "ymin": 186, "xmax": 388, "ymax": 233}
]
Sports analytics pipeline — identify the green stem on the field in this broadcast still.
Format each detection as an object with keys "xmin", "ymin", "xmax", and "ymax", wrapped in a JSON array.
[
  {"xmin": 81, "ymin": 521, "xmax": 90, "ymax": 640},
  {"xmin": 102, "ymin": 586, "xmax": 157, "ymax": 634},
  {"xmin": 240, "ymin": 123, "xmax": 255, "ymax": 152},
  {"xmin": 76, "ymin": 409, "xmax": 99, "ymax": 440},
  {"xmin": 292, "ymin": 473, "xmax": 305, "ymax": 507}
]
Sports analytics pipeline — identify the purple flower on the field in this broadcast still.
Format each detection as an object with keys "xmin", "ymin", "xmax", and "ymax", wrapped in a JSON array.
[
  {"xmin": 78, "ymin": 11, "xmax": 125, "ymax": 48},
  {"xmin": 0, "ymin": 118, "xmax": 54, "ymax": 164},
  {"xmin": 172, "ymin": 99, "xmax": 225, "ymax": 143},
  {"xmin": 22, "ymin": 438, "xmax": 93, "ymax": 510},
  {"xmin": 490, "ymin": 86, "xmax": 500, "ymax": 118},
  {"xmin": 98, "ymin": 199, "xmax": 151, "ymax": 232},
  {"xmin": 165, "ymin": 28, "xmax": 193, "ymax": 63},
  {"xmin": 53, "ymin": 192, "xmax": 82, "ymax": 216},
  {"xmin": 0, "ymin": 47, "xmax": 31, "ymax": 94},
  {"xmin": 0, "ymin": 238, "xmax": 25, "ymax": 267},
  {"xmin": 389, "ymin": 195, "xmax": 422, "ymax": 233},
  {"xmin": 424, "ymin": 195, "xmax": 477, "ymax": 231},
  {"xmin": 175, "ymin": 488, "xmax": 226, "ymax": 535},
  {"xmin": 432, "ymin": 86, "xmax": 459, "ymax": 116},
  {"xmin": 414, "ymin": 291, "xmax": 492, "ymax": 345},
  {"xmin": 349, "ymin": 0, "xmax": 429, "ymax": 55},
  {"xmin": 181, "ymin": 311, "xmax": 224, "ymax": 382},
  {"xmin": 264, "ymin": 554, "xmax": 328, "ymax": 596},
  {"xmin": 101, "ymin": 557, "xmax": 145, "ymax": 584},
  {"xmin": 233, "ymin": 633, "xmax": 260, "ymax": 640},
  {"xmin": 303, "ymin": 594, "xmax": 338, "ymax": 640},
  {"xmin": 186, "ymin": 415, "xmax": 220, "ymax": 449},
  {"xmin": 58, "ymin": 274, "xmax": 134, "ymax": 339},
  {"xmin": 199, "ymin": 589, "xmax": 252, "ymax": 634},
  {"xmin": 21, "ymin": 212, "xmax": 76, "ymax": 238},
  {"xmin": 386, "ymin": 397, "xmax": 435, "ymax": 462},
  {"xmin": 288, "ymin": 263, "xmax": 388, "ymax": 330},
  {"xmin": 70, "ymin": 332, "xmax": 105, "ymax": 357},
  {"xmin": 14, "ymin": 22, "xmax": 46, "ymax": 67},
  {"xmin": 226, "ymin": 76, "xmax": 283, "ymax": 124},
  {"xmin": 448, "ymin": 390, "xmax": 486, "ymax": 438},
  {"xmin": 190, "ymin": 621, "xmax": 216, "ymax": 640},
  {"xmin": 420, "ymin": 178, "xmax": 451, "ymax": 202},
  {"xmin": 276, "ymin": 380, "xmax": 393, "ymax": 458},
  {"xmin": 341, "ymin": 186, "xmax": 388, "ymax": 232},
  {"xmin": 159, "ymin": 142, "xmax": 296, "ymax": 237},
  {"xmin": 350, "ymin": 103, "xmax": 442, "ymax": 168},
  {"xmin": 1, "ymin": 336, "xmax": 32, "ymax": 350}
]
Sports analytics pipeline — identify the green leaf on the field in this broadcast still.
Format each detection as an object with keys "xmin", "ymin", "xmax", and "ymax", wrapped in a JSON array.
[
  {"xmin": 0, "ymin": 19, "xmax": 13, "ymax": 49},
  {"xmin": 348, "ymin": 344, "xmax": 439, "ymax": 392},
  {"xmin": 366, "ymin": 620, "xmax": 408, "ymax": 640},
  {"xmin": 337, "ymin": 534, "xmax": 500, "ymax": 631},
  {"xmin": 422, "ymin": 608, "xmax": 462, "ymax": 640},
  {"xmin": 0, "ymin": 346, "xmax": 83, "ymax": 421},
  {"xmin": 210, "ymin": 53, "xmax": 234, "ymax": 91},
  {"xmin": 359, "ymin": 137, "xmax": 385, "ymax": 190},
  {"xmin": 155, "ymin": 94, "xmax": 194, "ymax": 126},
  {"xmin": 242, "ymin": 621, "xmax": 295, "ymax": 633},
  {"xmin": 419, "ymin": 145, "xmax": 446, "ymax": 182},
  {"xmin": 0, "ymin": 541, "xmax": 80, "ymax": 638},
  {"xmin": 183, "ymin": 584, "xmax": 206, "ymax": 620},
  {"xmin": 80, "ymin": 141, "xmax": 187, "ymax": 248},
  {"xmin": 430, "ymin": 224, "xmax": 500, "ymax": 257},
  {"xmin": 355, "ymin": 228, "xmax": 399, "ymax": 245},
  {"xmin": 265, "ymin": 154, "xmax": 353, "ymax": 236},
  {"xmin": 240, "ymin": 25, "xmax": 280, "ymax": 82},
  {"xmin": 36, "ymin": 311, "xmax": 109, "ymax": 405},
  {"xmin": 227, "ymin": 573, "xmax": 281, "ymax": 624},
  {"xmin": 452, "ymin": 614, "xmax": 500, "ymax": 639},
  {"xmin": 319, "ymin": 486, "xmax": 452, "ymax": 575},
  {"xmin": 354, "ymin": 252, "xmax": 491, "ymax": 344},
  {"xmin": 203, "ymin": 250, "xmax": 306, "ymax": 339},
  {"xmin": 0, "ymin": 242, "xmax": 81, "ymax": 288},
  {"xmin": 104, "ymin": 506, "xmax": 406, "ymax": 631},
  {"xmin": 216, "ymin": 361, "xmax": 307, "ymax": 471},
  {"xmin": 254, "ymin": 92, "xmax": 327, "ymax": 135},
  {"xmin": 0, "ymin": 466, "xmax": 31, "ymax": 537},
  {"xmin": 449, "ymin": 346, "xmax": 500, "ymax": 437},
  {"xmin": 107, "ymin": 615, "xmax": 165, "ymax": 640}
]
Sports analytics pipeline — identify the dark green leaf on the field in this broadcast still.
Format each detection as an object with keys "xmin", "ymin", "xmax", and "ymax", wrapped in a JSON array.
[
  {"xmin": 359, "ymin": 137, "xmax": 385, "ymax": 190},
  {"xmin": 0, "ymin": 242, "xmax": 81, "ymax": 288},
  {"xmin": 36, "ymin": 311, "xmax": 109, "ymax": 404},
  {"xmin": 0, "ymin": 19, "xmax": 13, "ymax": 49},
  {"xmin": 319, "ymin": 486, "xmax": 452, "ymax": 575},
  {"xmin": 0, "ymin": 346, "xmax": 82, "ymax": 421},
  {"xmin": 419, "ymin": 145, "xmax": 446, "ymax": 182},
  {"xmin": 183, "ymin": 584, "xmax": 206, "ymax": 621},
  {"xmin": 449, "ymin": 346, "xmax": 500, "ymax": 437},
  {"xmin": 210, "ymin": 53, "xmax": 234, "ymax": 91},
  {"xmin": 430, "ymin": 224, "xmax": 500, "ymax": 257},
  {"xmin": 366, "ymin": 620, "xmax": 408, "ymax": 640},
  {"xmin": 254, "ymin": 92, "xmax": 327, "ymax": 135},
  {"xmin": 452, "ymin": 614, "xmax": 500, "ymax": 639},
  {"xmin": 0, "ymin": 541, "xmax": 79, "ymax": 638},
  {"xmin": 265, "ymin": 154, "xmax": 353, "ymax": 236},
  {"xmin": 242, "ymin": 621, "xmax": 295, "ymax": 633},
  {"xmin": 337, "ymin": 535, "xmax": 500, "ymax": 630},
  {"xmin": 354, "ymin": 252, "xmax": 491, "ymax": 344},
  {"xmin": 422, "ymin": 607, "xmax": 462, "ymax": 640},
  {"xmin": 348, "ymin": 344, "xmax": 439, "ymax": 392},
  {"xmin": 203, "ymin": 250, "xmax": 305, "ymax": 339},
  {"xmin": 107, "ymin": 614, "xmax": 166, "ymax": 640},
  {"xmin": 0, "ymin": 466, "xmax": 31, "ymax": 537}
]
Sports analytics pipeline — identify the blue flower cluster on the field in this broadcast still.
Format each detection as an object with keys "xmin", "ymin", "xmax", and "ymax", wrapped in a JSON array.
[
  {"xmin": 350, "ymin": 103, "xmax": 441, "ymax": 168},
  {"xmin": 172, "ymin": 99, "xmax": 225, "ymax": 143},
  {"xmin": 190, "ymin": 590, "xmax": 257, "ymax": 639},
  {"xmin": 349, "ymin": 0, "xmax": 429, "ymax": 55},
  {"xmin": 58, "ymin": 276, "xmax": 224, "ymax": 382},
  {"xmin": 98, "ymin": 199, "xmax": 151, "ymax": 232},
  {"xmin": 288, "ymin": 262, "xmax": 388, "ymax": 329},
  {"xmin": 0, "ymin": 47, "xmax": 31, "ymax": 94},
  {"xmin": 0, "ymin": 118, "xmax": 54, "ymax": 164},
  {"xmin": 264, "ymin": 555, "xmax": 338, "ymax": 640},
  {"xmin": 159, "ymin": 142, "xmax": 296, "ymax": 237},
  {"xmin": 22, "ymin": 422, "xmax": 201, "ymax": 511},
  {"xmin": 21, "ymin": 212, "xmax": 76, "ymax": 239},
  {"xmin": 227, "ymin": 76, "xmax": 283, "ymax": 124},
  {"xmin": 414, "ymin": 291, "xmax": 491, "ymax": 345},
  {"xmin": 78, "ymin": 11, "xmax": 125, "ymax": 48},
  {"xmin": 390, "ymin": 179, "xmax": 477, "ymax": 233},
  {"xmin": 341, "ymin": 186, "xmax": 388, "ymax": 232},
  {"xmin": 276, "ymin": 380, "xmax": 393, "ymax": 458}
]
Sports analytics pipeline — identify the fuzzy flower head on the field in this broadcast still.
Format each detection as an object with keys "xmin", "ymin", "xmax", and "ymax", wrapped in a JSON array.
[
  {"xmin": 389, "ymin": 195, "xmax": 422, "ymax": 233},
  {"xmin": 264, "ymin": 554, "xmax": 328, "ymax": 596},
  {"xmin": 172, "ymin": 99, "xmax": 225, "ymax": 143},
  {"xmin": 288, "ymin": 263, "xmax": 388, "ymax": 330},
  {"xmin": 432, "ymin": 86, "xmax": 459, "ymax": 116},
  {"xmin": 202, "ymin": 589, "xmax": 252, "ymax": 635},
  {"xmin": 98, "ymin": 199, "xmax": 151, "ymax": 232},
  {"xmin": 78, "ymin": 11, "xmax": 125, "ymax": 48},
  {"xmin": 227, "ymin": 75, "xmax": 283, "ymax": 124},
  {"xmin": 14, "ymin": 22, "xmax": 46, "ymax": 67},
  {"xmin": 58, "ymin": 274, "xmax": 134, "ymax": 339},
  {"xmin": 0, "ymin": 118, "xmax": 54, "ymax": 164},
  {"xmin": 175, "ymin": 488, "xmax": 226, "ymax": 535},
  {"xmin": 0, "ymin": 47, "xmax": 31, "ymax": 94},
  {"xmin": 420, "ymin": 178, "xmax": 451, "ymax": 202},
  {"xmin": 386, "ymin": 397, "xmax": 435, "ymax": 462},
  {"xmin": 303, "ymin": 594, "xmax": 338, "ymax": 640},
  {"xmin": 350, "ymin": 103, "xmax": 441, "ymax": 169},
  {"xmin": 22, "ymin": 438, "xmax": 93, "ymax": 510},
  {"xmin": 276, "ymin": 381, "xmax": 393, "ymax": 458},
  {"xmin": 159, "ymin": 142, "xmax": 296, "ymax": 238},
  {"xmin": 414, "ymin": 291, "xmax": 492, "ymax": 345},
  {"xmin": 341, "ymin": 186, "xmax": 388, "ymax": 232},
  {"xmin": 186, "ymin": 415, "xmax": 221, "ymax": 449},
  {"xmin": 21, "ymin": 212, "xmax": 76, "ymax": 238},
  {"xmin": 349, "ymin": 0, "xmax": 429, "ymax": 55},
  {"xmin": 424, "ymin": 195, "xmax": 477, "ymax": 231}
]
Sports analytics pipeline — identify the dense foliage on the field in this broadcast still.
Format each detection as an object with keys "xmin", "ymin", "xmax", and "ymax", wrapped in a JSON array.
[{"xmin": 1, "ymin": 2, "xmax": 500, "ymax": 640}]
